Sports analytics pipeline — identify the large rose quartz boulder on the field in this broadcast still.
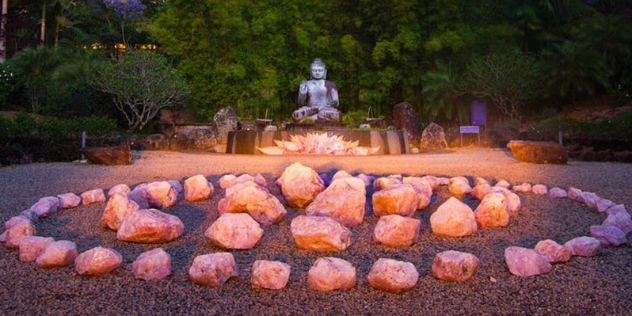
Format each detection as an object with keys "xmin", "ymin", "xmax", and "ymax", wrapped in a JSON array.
[
  {"xmin": 596, "ymin": 198, "xmax": 616, "ymax": 213},
  {"xmin": 129, "ymin": 186, "xmax": 150, "ymax": 209},
  {"xmin": 367, "ymin": 258, "xmax": 419, "ymax": 293},
  {"xmin": 590, "ymin": 225, "xmax": 627, "ymax": 246},
  {"xmin": 19, "ymin": 236, "xmax": 54, "ymax": 262},
  {"xmin": 132, "ymin": 248, "xmax": 172, "ymax": 280},
  {"xmin": 218, "ymin": 180, "xmax": 287, "ymax": 225},
  {"xmin": 189, "ymin": 253, "xmax": 239, "ymax": 288},
  {"xmin": 305, "ymin": 177, "xmax": 366, "ymax": 226},
  {"xmin": 276, "ymin": 162, "xmax": 325, "ymax": 208},
  {"xmin": 372, "ymin": 184, "xmax": 418, "ymax": 217},
  {"xmin": 81, "ymin": 189, "xmax": 106, "ymax": 205},
  {"xmin": 504, "ymin": 246, "xmax": 552, "ymax": 277},
  {"xmin": 75, "ymin": 247, "xmax": 123, "ymax": 276},
  {"xmin": 117, "ymin": 209, "xmax": 184, "ymax": 243},
  {"xmin": 184, "ymin": 174, "xmax": 214, "ymax": 202},
  {"xmin": 36, "ymin": 240, "xmax": 78, "ymax": 268},
  {"xmin": 3, "ymin": 216, "xmax": 36, "ymax": 249},
  {"xmin": 534, "ymin": 239, "xmax": 572, "ymax": 263},
  {"xmin": 205, "ymin": 213, "xmax": 264, "ymax": 250},
  {"xmin": 143, "ymin": 181, "xmax": 178, "ymax": 209},
  {"xmin": 564, "ymin": 236, "xmax": 601, "ymax": 257},
  {"xmin": 471, "ymin": 182, "xmax": 491, "ymax": 200},
  {"xmin": 251, "ymin": 260, "xmax": 291, "ymax": 290},
  {"xmin": 101, "ymin": 193, "xmax": 140, "ymax": 231},
  {"xmin": 57, "ymin": 193, "xmax": 81, "ymax": 209},
  {"xmin": 474, "ymin": 192, "xmax": 509, "ymax": 228},
  {"xmin": 430, "ymin": 197, "xmax": 477, "ymax": 237},
  {"xmin": 431, "ymin": 250, "xmax": 480, "ymax": 282},
  {"xmin": 290, "ymin": 215, "xmax": 352, "ymax": 252},
  {"xmin": 307, "ymin": 257, "xmax": 356, "ymax": 292},
  {"xmin": 373, "ymin": 215, "xmax": 421, "ymax": 247}
]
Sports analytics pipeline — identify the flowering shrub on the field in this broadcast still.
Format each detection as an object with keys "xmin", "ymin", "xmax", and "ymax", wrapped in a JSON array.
[{"xmin": 103, "ymin": 0, "xmax": 146, "ymax": 21}]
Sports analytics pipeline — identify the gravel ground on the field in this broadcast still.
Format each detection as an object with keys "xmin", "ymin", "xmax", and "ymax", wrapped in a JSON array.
[{"xmin": 1, "ymin": 148, "xmax": 631, "ymax": 316}]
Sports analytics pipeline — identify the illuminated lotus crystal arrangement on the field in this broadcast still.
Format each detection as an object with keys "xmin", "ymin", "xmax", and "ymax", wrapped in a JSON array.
[{"xmin": 257, "ymin": 132, "xmax": 379, "ymax": 156}]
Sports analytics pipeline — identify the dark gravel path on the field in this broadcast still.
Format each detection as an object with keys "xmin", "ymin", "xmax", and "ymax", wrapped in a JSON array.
[{"xmin": 1, "ymin": 149, "xmax": 631, "ymax": 315}]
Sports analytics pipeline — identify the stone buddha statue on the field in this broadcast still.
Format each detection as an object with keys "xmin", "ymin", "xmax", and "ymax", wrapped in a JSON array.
[{"xmin": 292, "ymin": 58, "xmax": 341, "ymax": 123}]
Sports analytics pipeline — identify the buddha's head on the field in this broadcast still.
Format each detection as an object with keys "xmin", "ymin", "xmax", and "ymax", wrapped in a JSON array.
[{"xmin": 310, "ymin": 58, "xmax": 327, "ymax": 80}]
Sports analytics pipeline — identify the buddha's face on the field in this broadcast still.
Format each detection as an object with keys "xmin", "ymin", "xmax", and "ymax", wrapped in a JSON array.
[{"xmin": 310, "ymin": 65, "xmax": 326, "ymax": 80}]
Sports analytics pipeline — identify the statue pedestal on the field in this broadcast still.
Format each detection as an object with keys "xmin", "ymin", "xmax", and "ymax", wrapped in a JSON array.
[{"xmin": 226, "ymin": 130, "xmax": 410, "ymax": 155}]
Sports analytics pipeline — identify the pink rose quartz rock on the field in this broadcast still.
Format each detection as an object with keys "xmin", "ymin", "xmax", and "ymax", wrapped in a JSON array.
[
  {"xmin": 373, "ymin": 215, "xmax": 421, "ymax": 247},
  {"xmin": 534, "ymin": 239, "xmax": 572, "ymax": 263},
  {"xmin": 512, "ymin": 182, "xmax": 532, "ymax": 193},
  {"xmin": 205, "ymin": 213, "xmax": 264, "ymax": 250},
  {"xmin": 128, "ymin": 186, "xmax": 150, "ymax": 209},
  {"xmin": 567, "ymin": 187, "xmax": 582, "ymax": 201},
  {"xmin": 307, "ymin": 257, "xmax": 356, "ymax": 292},
  {"xmin": 596, "ymin": 198, "xmax": 616, "ymax": 213},
  {"xmin": 290, "ymin": 215, "xmax": 352, "ymax": 252},
  {"xmin": 19, "ymin": 209, "xmax": 39, "ymax": 222},
  {"xmin": 184, "ymin": 174, "xmax": 214, "ymax": 202},
  {"xmin": 549, "ymin": 187, "xmax": 567, "ymax": 198},
  {"xmin": 218, "ymin": 180, "xmax": 287, "ymax": 225},
  {"xmin": 602, "ymin": 212, "xmax": 632, "ymax": 235},
  {"xmin": 101, "ymin": 193, "xmax": 140, "ymax": 231},
  {"xmin": 367, "ymin": 258, "xmax": 419, "ymax": 293},
  {"xmin": 491, "ymin": 187, "xmax": 521, "ymax": 216},
  {"xmin": 218, "ymin": 174, "xmax": 238, "ymax": 189},
  {"xmin": 590, "ymin": 225, "xmax": 627, "ymax": 246},
  {"xmin": 578, "ymin": 191, "xmax": 599, "ymax": 209},
  {"xmin": 30, "ymin": 196, "xmax": 60, "ymax": 218},
  {"xmin": 471, "ymin": 183, "xmax": 491, "ymax": 201},
  {"xmin": 189, "ymin": 252, "xmax": 238, "ymax": 288},
  {"xmin": 495, "ymin": 179, "xmax": 511, "ymax": 189},
  {"xmin": 332, "ymin": 170, "xmax": 352, "ymax": 180},
  {"xmin": 372, "ymin": 184, "xmax": 419, "ymax": 217},
  {"xmin": 107, "ymin": 184, "xmax": 131, "ymax": 197},
  {"xmin": 402, "ymin": 177, "xmax": 433, "ymax": 210},
  {"xmin": 276, "ymin": 162, "xmax": 325, "ymax": 208},
  {"xmin": 564, "ymin": 236, "xmax": 601, "ymax": 257},
  {"xmin": 132, "ymin": 248, "xmax": 172, "ymax": 281},
  {"xmin": 448, "ymin": 176, "xmax": 472, "ymax": 196},
  {"xmin": 75, "ymin": 247, "xmax": 123, "ymax": 276},
  {"xmin": 356, "ymin": 173, "xmax": 374, "ymax": 188},
  {"xmin": 19, "ymin": 236, "xmax": 54, "ymax": 262},
  {"xmin": 117, "ymin": 209, "xmax": 184, "ymax": 243},
  {"xmin": 251, "ymin": 260, "xmax": 291, "ymax": 290},
  {"xmin": 81, "ymin": 189, "xmax": 106, "ymax": 205},
  {"xmin": 57, "ymin": 193, "xmax": 81, "ymax": 209},
  {"xmin": 305, "ymin": 177, "xmax": 366, "ymax": 226},
  {"xmin": 168, "ymin": 180, "xmax": 183, "ymax": 193},
  {"xmin": 437, "ymin": 177, "xmax": 451, "ymax": 186},
  {"xmin": 430, "ymin": 197, "xmax": 477, "ymax": 237},
  {"xmin": 532, "ymin": 184, "xmax": 548, "ymax": 195},
  {"xmin": 36, "ymin": 240, "xmax": 78, "ymax": 268},
  {"xmin": 421, "ymin": 175, "xmax": 440, "ymax": 190},
  {"xmin": 605, "ymin": 204, "xmax": 630, "ymax": 217},
  {"xmin": 144, "ymin": 181, "xmax": 178, "ymax": 209},
  {"xmin": 504, "ymin": 246, "xmax": 552, "ymax": 277},
  {"xmin": 474, "ymin": 192, "xmax": 509, "ymax": 228},
  {"xmin": 373, "ymin": 176, "xmax": 402, "ymax": 191},
  {"xmin": 431, "ymin": 250, "xmax": 480, "ymax": 282},
  {"xmin": 4, "ymin": 216, "xmax": 36, "ymax": 249}
]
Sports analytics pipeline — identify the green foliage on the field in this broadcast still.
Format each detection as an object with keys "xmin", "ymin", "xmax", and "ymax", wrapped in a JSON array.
[
  {"xmin": 342, "ymin": 110, "xmax": 369, "ymax": 129},
  {"xmin": 92, "ymin": 50, "xmax": 191, "ymax": 131},
  {"xmin": 463, "ymin": 51, "xmax": 541, "ymax": 120},
  {"xmin": 526, "ymin": 110, "xmax": 632, "ymax": 142},
  {"xmin": 421, "ymin": 60, "xmax": 467, "ymax": 122}
]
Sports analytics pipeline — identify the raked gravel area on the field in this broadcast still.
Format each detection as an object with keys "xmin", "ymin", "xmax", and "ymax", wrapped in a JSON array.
[{"xmin": 1, "ymin": 148, "xmax": 631, "ymax": 315}]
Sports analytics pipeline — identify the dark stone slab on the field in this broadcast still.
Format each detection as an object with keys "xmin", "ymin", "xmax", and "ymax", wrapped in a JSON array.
[
  {"xmin": 507, "ymin": 140, "xmax": 568, "ymax": 164},
  {"xmin": 420, "ymin": 123, "xmax": 448, "ymax": 151},
  {"xmin": 393, "ymin": 102, "xmax": 421, "ymax": 147},
  {"xmin": 81, "ymin": 145, "xmax": 131, "ymax": 165}
]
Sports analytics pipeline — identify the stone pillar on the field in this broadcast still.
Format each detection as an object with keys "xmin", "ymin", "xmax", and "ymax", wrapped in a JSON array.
[{"xmin": 392, "ymin": 102, "xmax": 421, "ymax": 148}]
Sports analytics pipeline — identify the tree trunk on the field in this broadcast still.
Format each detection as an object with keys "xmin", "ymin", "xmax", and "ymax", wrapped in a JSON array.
[{"xmin": 0, "ymin": 0, "xmax": 7, "ymax": 62}]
